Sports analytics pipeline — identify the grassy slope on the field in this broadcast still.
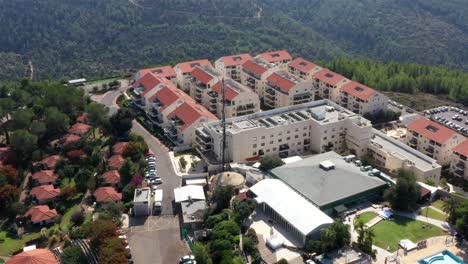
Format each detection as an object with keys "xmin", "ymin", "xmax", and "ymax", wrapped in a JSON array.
[
  {"xmin": 354, "ymin": 212, "xmax": 378, "ymax": 225},
  {"xmin": 419, "ymin": 208, "xmax": 447, "ymax": 222}
]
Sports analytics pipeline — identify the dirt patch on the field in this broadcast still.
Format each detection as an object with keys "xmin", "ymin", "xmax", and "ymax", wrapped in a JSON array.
[{"xmin": 384, "ymin": 92, "xmax": 466, "ymax": 111}]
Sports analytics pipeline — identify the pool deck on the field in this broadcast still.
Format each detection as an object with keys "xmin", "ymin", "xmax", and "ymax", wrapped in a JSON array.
[{"xmin": 386, "ymin": 236, "xmax": 468, "ymax": 264}]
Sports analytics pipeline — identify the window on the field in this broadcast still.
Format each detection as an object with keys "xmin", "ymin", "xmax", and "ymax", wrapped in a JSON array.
[
  {"xmin": 270, "ymin": 141, "xmax": 273, "ymax": 144},
  {"xmin": 323, "ymin": 137, "xmax": 327, "ymax": 140},
  {"xmin": 278, "ymin": 139, "xmax": 282, "ymax": 142},
  {"xmin": 252, "ymin": 144, "xmax": 257, "ymax": 148},
  {"xmin": 287, "ymin": 137, "xmax": 290, "ymax": 140},
  {"xmin": 261, "ymin": 143, "xmax": 265, "ymax": 146},
  {"xmin": 273, "ymin": 147, "xmax": 277, "ymax": 151},
  {"xmin": 303, "ymin": 133, "xmax": 307, "ymax": 136},
  {"xmin": 253, "ymin": 152, "xmax": 257, "ymax": 155},
  {"xmin": 261, "ymin": 136, "xmax": 266, "ymax": 139},
  {"xmin": 295, "ymin": 135, "xmax": 299, "ymax": 138}
]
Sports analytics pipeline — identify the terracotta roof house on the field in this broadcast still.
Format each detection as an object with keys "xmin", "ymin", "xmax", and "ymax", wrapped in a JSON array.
[
  {"xmin": 30, "ymin": 185, "xmax": 61, "ymax": 204},
  {"xmin": 136, "ymin": 65, "xmax": 177, "ymax": 81},
  {"xmin": 287, "ymin": 57, "xmax": 322, "ymax": 79},
  {"xmin": 257, "ymin": 50, "xmax": 292, "ymax": 66},
  {"xmin": 214, "ymin": 53, "xmax": 253, "ymax": 81},
  {"xmin": 38, "ymin": 155, "xmax": 61, "ymax": 170},
  {"xmin": 102, "ymin": 170, "xmax": 121, "ymax": 185},
  {"xmin": 339, "ymin": 81, "xmax": 388, "ymax": 115},
  {"xmin": 6, "ymin": 248, "xmax": 59, "ymax": 264},
  {"xmin": 108, "ymin": 155, "xmax": 125, "ymax": 170},
  {"xmin": 32, "ymin": 170, "xmax": 58, "ymax": 185},
  {"xmin": 94, "ymin": 187, "xmax": 122, "ymax": 202},
  {"xmin": 174, "ymin": 59, "xmax": 213, "ymax": 91},
  {"xmin": 60, "ymin": 134, "xmax": 81, "ymax": 145},
  {"xmin": 112, "ymin": 142, "xmax": 129, "ymax": 155},
  {"xmin": 68, "ymin": 123, "xmax": 92, "ymax": 136},
  {"xmin": 25, "ymin": 205, "xmax": 58, "ymax": 225}
]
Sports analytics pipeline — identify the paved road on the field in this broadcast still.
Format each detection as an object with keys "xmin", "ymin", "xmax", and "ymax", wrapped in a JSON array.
[{"xmin": 92, "ymin": 86, "xmax": 188, "ymax": 264}]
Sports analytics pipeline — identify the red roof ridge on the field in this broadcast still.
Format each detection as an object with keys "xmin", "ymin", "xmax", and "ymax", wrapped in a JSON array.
[
  {"xmin": 138, "ymin": 65, "xmax": 176, "ymax": 79},
  {"xmin": 266, "ymin": 72, "xmax": 296, "ymax": 92},
  {"xmin": 340, "ymin": 81, "xmax": 377, "ymax": 100},
  {"xmin": 175, "ymin": 59, "xmax": 212, "ymax": 74},
  {"xmin": 407, "ymin": 118, "xmax": 457, "ymax": 144},
  {"xmin": 30, "ymin": 185, "xmax": 61, "ymax": 200},
  {"xmin": 312, "ymin": 68, "xmax": 347, "ymax": 86},
  {"xmin": 288, "ymin": 57, "xmax": 318, "ymax": 73},
  {"xmin": 168, "ymin": 102, "xmax": 218, "ymax": 131},
  {"xmin": 221, "ymin": 53, "xmax": 253, "ymax": 67},
  {"xmin": 6, "ymin": 248, "xmax": 58, "ymax": 264},
  {"xmin": 453, "ymin": 139, "xmax": 468, "ymax": 157},
  {"xmin": 94, "ymin": 187, "xmax": 122, "ymax": 202},
  {"xmin": 32, "ymin": 170, "xmax": 58, "ymax": 184},
  {"xmin": 25, "ymin": 205, "xmax": 58, "ymax": 223},
  {"xmin": 257, "ymin": 50, "xmax": 292, "ymax": 63}
]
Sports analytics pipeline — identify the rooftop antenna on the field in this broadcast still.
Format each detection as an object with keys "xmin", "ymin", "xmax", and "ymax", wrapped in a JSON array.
[{"xmin": 221, "ymin": 78, "xmax": 227, "ymax": 172}]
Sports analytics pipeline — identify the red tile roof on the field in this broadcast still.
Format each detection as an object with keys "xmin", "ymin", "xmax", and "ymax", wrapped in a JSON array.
[
  {"xmin": 340, "ymin": 81, "xmax": 377, "ymax": 100},
  {"xmin": 407, "ymin": 118, "xmax": 457, "ymax": 144},
  {"xmin": 32, "ymin": 170, "xmax": 58, "ymax": 185},
  {"xmin": 94, "ymin": 187, "xmax": 122, "ymax": 202},
  {"xmin": 30, "ymin": 185, "xmax": 61, "ymax": 201},
  {"xmin": 212, "ymin": 81, "xmax": 240, "ymax": 101},
  {"xmin": 266, "ymin": 73, "xmax": 296, "ymax": 92},
  {"xmin": 258, "ymin": 50, "xmax": 292, "ymax": 63},
  {"xmin": 102, "ymin": 170, "xmax": 121, "ymax": 185},
  {"xmin": 288, "ymin": 57, "xmax": 318, "ymax": 74},
  {"xmin": 141, "ymin": 76, "xmax": 173, "ymax": 97},
  {"xmin": 76, "ymin": 112, "xmax": 88, "ymax": 123},
  {"xmin": 191, "ymin": 67, "xmax": 214, "ymax": 84},
  {"xmin": 112, "ymin": 142, "xmax": 129, "ymax": 155},
  {"xmin": 151, "ymin": 85, "xmax": 194, "ymax": 111},
  {"xmin": 108, "ymin": 155, "xmax": 125, "ymax": 169},
  {"xmin": 221, "ymin": 53, "xmax": 253, "ymax": 67},
  {"xmin": 312, "ymin": 68, "xmax": 347, "ymax": 86},
  {"xmin": 176, "ymin": 59, "xmax": 212, "ymax": 74},
  {"xmin": 61, "ymin": 134, "xmax": 81, "ymax": 145},
  {"xmin": 68, "ymin": 123, "xmax": 92, "ymax": 135},
  {"xmin": 168, "ymin": 101, "xmax": 218, "ymax": 132},
  {"xmin": 453, "ymin": 140, "xmax": 468, "ymax": 157},
  {"xmin": 39, "ymin": 155, "xmax": 60, "ymax": 169},
  {"xmin": 25, "ymin": 205, "xmax": 58, "ymax": 223},
  {"xmin": 6, "ymin": 249, "xmax": 58, "ymax": 264},
  {"xmin": 133, "ymin": 72, "xmax": 171, "ymax": 94},
  {"xmin": 138, "ymin": 66, "xmax": 176, "ymax": 79},
  {"xmin": 242, "ymin": 59, "xmax": 268, "ymax": 77}
]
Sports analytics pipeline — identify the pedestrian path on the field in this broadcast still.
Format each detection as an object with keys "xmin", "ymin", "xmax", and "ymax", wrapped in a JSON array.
[{"xmin": 366, "ymin": 215, "xmax": 384, "ymax": 228}]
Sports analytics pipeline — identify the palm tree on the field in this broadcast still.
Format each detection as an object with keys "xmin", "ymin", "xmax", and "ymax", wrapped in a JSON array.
[
  {"xmin": 442, "ymin": 198, "xmax": 458, "ymax": 224},
  {"xmin": 355, "ymin": 219, "xmax": 366, "ymax": 245}
]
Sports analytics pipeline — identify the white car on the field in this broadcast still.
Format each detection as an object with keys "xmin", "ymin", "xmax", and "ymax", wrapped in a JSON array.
[{"xmin": 180, "ymin": 255, "xmax": 195, "ymax": 263}]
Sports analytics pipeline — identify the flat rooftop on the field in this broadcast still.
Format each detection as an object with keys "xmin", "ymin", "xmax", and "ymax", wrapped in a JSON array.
[
  {"xmin": 134, "ymin": 187, "xmax": 150, "ymax": 203},
  {"xmin": 271, "ymin": 151, "xmax": 387, "ymax": 208},
  {"xmin": 370, "ymin": 129, "xmax": 441, "ymax": 172},
  {"xmin": 202, "ymin": 100, "xmax": 369, "ymax": 135},
  {"xmin": 181, "ymin": 200, "xmax": 207, "ymax": 224}
]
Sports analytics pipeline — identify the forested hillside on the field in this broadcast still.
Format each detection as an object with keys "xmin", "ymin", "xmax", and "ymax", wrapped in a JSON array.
[{"xmin": 0, "ymin": 0, "xmax": 466, "ymax": 82}]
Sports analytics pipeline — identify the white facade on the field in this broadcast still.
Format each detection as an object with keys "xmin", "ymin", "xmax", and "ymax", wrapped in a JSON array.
[
  {"xmin": 133, "ymin": 187, "xmax": 151, "ymax": 216},
  {"xmin": 240, "ymin": 58, "xmax": 279, "ymax": 97},
  {"xmin": 210, "ymin": 79, "xmax": 260, "ymax": 118},
  {"xmin": 214, "ymin": 53, "xmax": 252, "ymax": 82},
  {"xmin": 450, "ymin": 140, "xmax": 468, "ymax": 179},
  {"xmin": 195, "ymin": 100, "xmax": 372, "ymax": 165},
  {"xmin": 368, "ymin": 130, "xmax": 442, "ymax": 183},
  {"xmin": 312, "ymin": 69, "xmax": 350, "ymax": 102},
  {"xmin": 174, "ymin": 59, "xmax": 212, "ymax": 92},
  {"xmin": 264, "ymin": 71, "xmax": 315, "ymax": 109},
  {"xmin": 339, "ymin": 81, "xmax": 388, "ymax": 116}
]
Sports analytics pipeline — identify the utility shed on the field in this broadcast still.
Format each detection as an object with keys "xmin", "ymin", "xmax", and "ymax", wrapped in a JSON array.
[
  {"xmin": 249, "ymin": 179, "xmax": 333, "ymax": 245},
  {"xmin": 271, "ymin": 151, "xmax": 388, "ymax": 214}
]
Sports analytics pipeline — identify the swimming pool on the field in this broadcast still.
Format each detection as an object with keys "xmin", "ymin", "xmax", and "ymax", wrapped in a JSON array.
[{"xmin": 418, "ymin": 250, "xmax": 465, "ymax": 264}]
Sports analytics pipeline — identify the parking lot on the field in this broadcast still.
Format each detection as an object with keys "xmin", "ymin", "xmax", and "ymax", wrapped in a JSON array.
[{"xmin": 423, "ymin": 106, "xmax": 468, "ymax": 136}]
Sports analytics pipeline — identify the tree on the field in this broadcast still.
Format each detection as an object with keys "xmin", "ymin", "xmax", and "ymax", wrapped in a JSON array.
[
  {"xmin": 442, "ymin": 198, "xmax": 459, "ymax": 224},
  {"xmin": 360, "ymin": 154, "xmax": 375, "ymax": 167},
  {"xmin": 86, "ymin": 102, "xmax": 109, "ymax": 129},
  {"xmin": 232, "ymin": 199, "xmax": 256, "ymax": 225},
  {"xmin": 30, "ymin": 120, "xmax": 47, "ymax": 139},
  {"xmin": 11, "ymin": 109, "xmax": 34, "ymax": 130},
  {"xmin": 213, "ymin": 185, "xmax": 234, "ymax": 213},
  {"xmin": 180, "ymin": 157, "xmax": 187, "ymax": 170},
  {"xmin": 75, "ymin": 169, "xmax": 93, "ymax": 193},
  {"xmin": 193, "ymin": 243, "xmax": 213, "ymax": 264},
  {"xmin": 99, "ymin": 237, "xmax": 128, "ymax": 264},
  {"xmin": 97, "ymin": 202, "xmax": 123, "ymax": 225},
  {"xmin": 123, "ymin": 141, "xmax": 148, "ymax": 162},
  {"xmin": 122, "ymin": 184, "xmax": 136, "ymax": 203},
  {"xmin": 10, "ymin": 129, "xmax": 37, "ymax": 165},
  {"xmin": 259, "ymin": 156, "xmax": 284, "ymax": 171},
  {"xmin": 355, "ymin": 219, "xmax": 376, "ymax": 259},
  {"xmin": 425, "ymin": 178, "xmax": 436, "ymax": 186},
  {"xmin": 276, "ymin": 259, "xmax": 289, "ymax": 264},
  {"xmin": 384, "ymin": 169, "xmax": 421, "ymax": 211},
  {"xmin": 44, "ymin": 107, "xmax": 70, "ymax": 135},
  {"xmin": 84, "ymin": 219, "xmax": 118, "ymax": 249},
  {"xmin": 110, "ymin": 108, "xmax": 133, "ymax": 136},
  {"xmin": 0, "ymin": 184, "xmax": 19, "ymax": 212},
  {"xmin": 320, "ymin": 220, "xmax": 350, "ymax": 253},
  {"xmin": 61, "ymin": 245, "xmax": 87, "ymax": 264},
  {"xmin": 119, "ymin": 159, "xmax": 135, "ymax": 186}
]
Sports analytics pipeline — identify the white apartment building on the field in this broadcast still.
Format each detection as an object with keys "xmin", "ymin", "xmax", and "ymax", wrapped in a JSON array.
[
  {"xmin": 287, "ymin": 57, "xmax": 322, "ymax": 80},
  {"xmin": 405, "ymin": 118, "xmax": 466, "ymax": 165},
  {"xmin": 131, "ymin": 73, "xmax": 173, "ymax": 109},
  {"xmin": 312, "ymin": 68, "xmax": 349, "ymax": 102},
  {"xmin": 209, "ymin": 79, "xmax": 260, "ymax": 118},
  {"xmin": 214, "ymin": 53, "xmax": 252, "ymax": 82},
  {"xmin": 166, "ymin": 101, "xmax": 218, "ymax": 146},
  {"xmin": 174, "ymin": 59, "xmax": 212, "ymax": 91},
  {"xmin": 133, "ymin": 187, "xmax": 151, "ymax": 216},
  {"xmin": 450, "ymin": 140, "xmax": 468, "ymax": 179},
  {"xmin": 195, "ymin": 100, "xmax": 372, "ymax": 166},
  {"xmin": 339, "ymin": 81, "xmax": 388, "ymax": 116},
  {"xmin": 368, "ymin": 130, "xmax": 442, "ymax": 183},
  {"xmin": 145, "ymin": 85, "xmax": 194, "ymax": 127},
  {"xmin": 135, "ymin": 65, "xmax": 177, "ymax": 83},
  {"xmin": 240, "ymin": 57, "xmax": 278, "ymax": 97},
  {"xmin": 264, "ymin": 71, "xmax": 315, "ymax": 108},
  {"xmin": 256, "ymin": 50, "xmax": 292, "ymax": 68},
  {"xmin": 188, "ymin": 65, "xmax": 222, "ymax": 105}
]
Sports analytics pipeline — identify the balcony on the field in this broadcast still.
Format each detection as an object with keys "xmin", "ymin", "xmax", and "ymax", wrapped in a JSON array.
[
  {"xmin": 303, "ymin": 139, "xmax": 310, "ymax": 145},
  {"xmin": 195, "ymin": 82, "xmax": 208, "ymax": 90},
  {"xmin": 265, "ymin": 87, "xmax": 276, "ymax": 96},
  {"xmin": 425, "ymin": 146, "xmax": 434, "ymax": 154},
  {"xmin": 453, "ymin": 169, "xmax": 464, "ymax": 177},
  {"xmin": 208, "ymin": 91, "xmax": 218, "ymax": 98},
  {"xmin": 456, "ymin": 162, "xmax": 466, "ymax": 169},
  {"xmin": 409, "ymin": 138, "xmax": 418, "ymax": 146},
  {"xmin": 237, "ymin": 104, "xmax": 256, "ymax": 112},
  {"xmin": 279, "ymin": 144, "xmax": 290, "ymax": 151},
  {"xmin": 352, "ymin": 103, "xmax": 360, "ymax": 109},
  {"xmin": 341, "ymin": 97, "xmax": 348, "ymax": 103},
  {"xmin": 210, "ymin": 97, "xmax": 217, "ymax": 104}
]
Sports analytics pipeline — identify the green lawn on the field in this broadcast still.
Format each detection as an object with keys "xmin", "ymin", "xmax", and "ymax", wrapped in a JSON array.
[
  {"xmin": 60, "ymin": 204, "xmax": 79, "ymax": 231},
  {"xmin": 432, "ymin": 200, "xmax": 446, "ymax": 211},
  {"xmin": 371, "ymin": 216, "xmax": 445, "ymax": 252},
  {"xmin": 419, "ymin": 208, "xmax": 447, "ymax": 221},
  {"xmin": 354, "ymin": 212, "xmax": 378, "ymax": 226},
  {"xmin": 0, "ymin": 231, "xmax": 41, "ymax": 256},
  {"xmin": 60, "ymin": 177, "xmax": 76, "ymax": 189}
]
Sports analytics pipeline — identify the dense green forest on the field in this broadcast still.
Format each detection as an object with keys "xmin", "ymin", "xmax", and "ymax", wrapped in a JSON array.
[
  {"xmin": 324, "ymin": 58, "xmax": 468, "ymax": 105},
  {"xmin": 0, "ymin": 0, "xmax": 466, "ymax": 82}
]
